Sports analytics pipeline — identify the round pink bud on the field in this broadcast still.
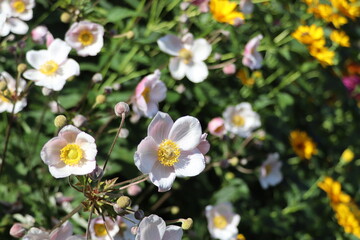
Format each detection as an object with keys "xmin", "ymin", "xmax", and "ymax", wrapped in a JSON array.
[
  {"xmin": 127, "ymin": 184, "xmax": 142, "ymax": 196},
  {"xmin": 222, "ymin": 64, "xmax": 236, "ymax": 75},
  {"xmin": 114, "ymin": 102, "xmax": 130, "ymax": 116},
  {"xmin": 208, "ymin": 117, "xmax": 226, "ymax": 137},
  {"xmin": 10, "ymin": 223, "xmax": 26, "ymax": 238}
]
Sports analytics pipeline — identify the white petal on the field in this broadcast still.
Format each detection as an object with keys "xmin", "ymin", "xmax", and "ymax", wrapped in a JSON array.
[
  {"xmin": 191, "ymin": 39, "xmax": 212, "ymax": 62},
  {"xmin": 35, "ymin": 75, "xmax": 66, "ymax": 91},
  {"xmin": 169, "ymin": 116, "xmax": 201, "ymax": 151},
  {"xmin": 1, "ymin": 22, "xmax": 10, "ymax": 37},
  {"xmin": 185, "ymin": 61, "xmax": 208, "ymax": 83},
  {"xmin": 149, "ymin": 161, "xmax": 176, "ymax": 192},
  {"xmin": 60, "ymin": 59, "xmax": 80, "ymax": 78},
  {"xmin": 40, "ymin": 137, "xmax": 67, "ymax": 165},
  {"xmin": 150, "ymin": 81, "xmax": 167, "ymax": 102},
  {"xmin": 23, "ymin": 69, "xmax": 44, "ymax": 82},
  {"xmin": 58, "ymin": 125, "xmax": 81, "ymax": 142},
  {"xmin": 134, "ymin": 136, "xmax": 158, "ymax": 174},
  {"xmin": 147, "ymin": 111, "xmax": 173, "ymax": 144},
  {"xmin": 163, "ymin": 225, "xmax": 183, "ymax": 240},
  {"xmin": 144, "ymin": 102, "xmax": 159, "ymax": 118},
  {"xmin": 174, "ymin": 149, "xmax": 205, "ymax": 177},
  {"xmin": 8, "ymin": 18, "xmax": 28, "ymax": 34},
  {"xmin": 169, "ymin": 57, "xmax": 186, "ymax": 80},
  {"xmin": 137, "ymin": 215, "xmax": 166, "ymax": 240},
  {"xmin": 48, "ymin": 39, "xmax": 71, "ymax": 64},
  {"xmin": 157, "ymin": 35, "xmax": 183, "ymax": 56},
  {"xmin": 69, "ymin": 160, "xmax": 96, "ymax": 176},
  {"xmin": 26, "ymin": 50, "xmax": 49, "ymax": 69},
  {"xmin": 48, "ymin": 162, "xmax": 71, "ymax": 178}
]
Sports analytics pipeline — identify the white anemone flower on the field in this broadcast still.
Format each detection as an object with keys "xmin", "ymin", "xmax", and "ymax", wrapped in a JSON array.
[
  {"xmin": 65, "ymin": 21, "xmax": 104, "ymax": 57},
  {"xmin": 0, "ymin": 71, "xmax": 27, "ymax": 113},
  {"xmin": 223, "ymin": 102, "xmax": 261, "ymax": 138},
  {"xmin": 23, "ymin": 39, "xmax": 80, "ymax": 91},
  {"xmin": 132, "ymin": 69, "xmax": 167, "ymax": 118},
  {"xmin": 259, "ymin": 153, "xmax": 283, "ymax": 189},
  {"xmin": 205, "ymin": 202, "xmax": 240, "ymax": 240},
  {"xmin": 8, "ymin": 0, "xmax": 35, "ymax": 21},
  {"xmin": 0, "ymin": 1, "xmax": 29, "ymax": 36},
  {"xmin": 40, "ymin": 125, "xmax": 97, "ymax": 178},
  {"xmin": 136, "ymin": 214, "xmax": 183, "ymax": 240},
  {"xmin": 157, "ymin": 33, "xmax": 212, "ymax": 83},
  {"xmin": 89, "ymin": 217, "xmax": 119, "ymax": 240},
  {"xmin": 0, "ymin": 13, "xmax": 5, "ymax": 32},
  {"xmin": 134, "ymin": 111, "xmax": 207, "ymax": 192}
]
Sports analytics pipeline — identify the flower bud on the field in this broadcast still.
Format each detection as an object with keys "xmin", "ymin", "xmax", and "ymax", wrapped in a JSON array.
[
  {"xmin": 72, "ymin": 114, "xmax": 87, "ymax": 128},
  {"xmin": 89, "ymin": 165, "xmax": 103, "ymax": 181},
  {"xmin": 341, "ymin": 148, "xmax": 354, "ymax": 163},
  {"xmin": 17, "ymin": 63, "xmax": 27, "ymax": 74},
  {"xmin": 0, "ymin": 81, "xmax": 7, "ymax": 91},
  {"xmin": 114, "ymin": 102, "xmax": 129, "ymax": 116},
  {"xmin": 9, "ymin": 223, "xmax": 26, "ymax": 238},
  {"xmin": 60, "ymin": 12, "xmax": 71, "ymax": 23},
  {"xmin": 223, "ymin": 63, "xmax": 236, "ymax": 75},
  {"xmin": 42, "ymin": 87, "xmax": 52, "ymax": 96},
  {"xmin": 134, "ymin": 209, "xmax": 145, "ymax": 220},
  {"xmin": 54, "ymin": 115, "xmax": 67, "ymax": 128},
  {"xmin": 181, "ymin": 218, "xmax": 193, "ymax": 230},
  {"xmin": 116, "ymin": 196, "xmax": 131, "ymax": 209},
  {"xmin": 126, "ymin": 184, "xmax": 141, "ymax": 196},
  {"xmin": 228, "ymin": 157, "xmax": 239, "ymax": 166},
  {"xmin": 170, "ymin": 206, "xmax": 180, "ymax": 215},
  {"xmin": 92, "ymin": 73, "xmax": 103, "ymax": 83},
  {"xmin": 95, "ymin": 94, "xmax": 106, "ymax": 105}
]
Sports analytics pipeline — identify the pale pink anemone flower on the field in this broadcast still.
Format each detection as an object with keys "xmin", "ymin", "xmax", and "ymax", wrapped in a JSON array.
[
  {"xmin": 23, "ymin": 221, "xmax": 84, "ymax": 240},
  {"xmin": 132, "ymin": 69, "xmax": 167, "ymax": 118},
  {"xmin": 40, "ymin": 125, "xmax": 97, "ymax": 178},
  {"xmin": 242, "ymin": 34, "xmax": 263, "ymax": 70},
  {"xmin": 0, "ymin": 71, "xmax": 27, "ymax": 113},
  {"xmin": 31, "ymin": 25, "xmax": 54, "ymax": 46},
  {"xmin": 208, "ymin": 117, "xmax": 226, "ymax": 137},
  {"xmin": 259, "ymin": 153, "xmax": 283, "ymax": 189},
  {"xmin": 157, "ymin": 33, "xmax": 212, "ymax": 83},
  {"xmin": 190, "ymin": 0, "xmax": 209, "ymax": 12},
  {"xmin": 89, "ymin": 217, "xmax": 119, "ymax": 240},
  {"xmin": 136, "ymin": 214, "xmax": 183, "ymax": 240},
  {"xmin": 134, "ymin": 111, "xmax": 208, "ymax": 192},
  {"xmin": 205, "ymin": 202, "xmax": 240, "ymax": 240},
  {"xmin": 240, "ymin": 0, "xmax": 254, "ymax": 14},
  {"xmin": 23, "ymin": 39, "xmax": 80, "ymax": 91},
  {"xmin": 65, "ymin": 21, "xmax": 104, "ymax": 57}
]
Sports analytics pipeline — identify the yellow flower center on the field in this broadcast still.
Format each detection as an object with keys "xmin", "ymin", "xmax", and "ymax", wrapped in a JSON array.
[
  {"xmin": 178, "ymin": 48, "xmax": 192, "ymax": 64},
  {"xmin": 60, "ymin": 143, "xmax": 83, "ymax": 166},
  {"xmin": 141, "ymin": 87, "xmax": 151, "ymax": 103},
  {"xmin": 40, "ymin": 60, "xmax": 59, "ymax": 75},
  {"xmin": 78, "ymin": 30, "xmax": 94, "ymax": 46},
  {"xmin": 94, "ymin": 223, "xmax": 108, "ymax": 237},
  {"xmin": 264, "ymin": 164, "xmax": 272, "ymax": 176},
  {"xmin": 232, "ymin": 115, "xmax": 245, "ymax": 127},
  {"xmin": 213, "ymin": 215, "xmax": 228, "ymax": 229},
  {"xmin": 157, "ymin": 139, "xmax": 180, "ymax": 167},
  {"xmin": 12, "ymin": 0, "xmax": 26, "ymax": 13},
  {"xmin": 0, "ymin": 90, "xmax": 11, "ymax": 103}
]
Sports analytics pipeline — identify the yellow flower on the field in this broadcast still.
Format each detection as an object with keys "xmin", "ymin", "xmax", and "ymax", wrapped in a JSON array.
[
  {"xmin": 289, "ymin": 130, "xmax": 317, "ymax": 159},
  {"xmin": 209, "ymin": 0, "xmax": 245, "ymax": 25},
  {"xmin": 330, "ymin": 0, "xmax": 360, "ymax": 19},
  {"xmin": 236, "ymin": 69, "xmax": 254, "ymax": 86},
  {"xmin": 318, "ymin": 177, "xmax": 351, "ymax": 204},
  {"xmin": 237, "ymin": 234, "xmax": 246, "ymax": 240},
  {"xmin": 330, "ymin": 30, "xmax": 350, "ymax": 47},
  {"xmin": 292, "ymin": 25, "xmax": 325, "ymax": 47},
  {"xmin": 328, "ymin": 13, "xmax": 348, "ymax": 28},
  {"xmin": 308, "ymin": 45, "xmax": 335, "ymax": 66},
  {"xmin": 340, "ymin": 148, "xmax": 354, "ymax": 163}
]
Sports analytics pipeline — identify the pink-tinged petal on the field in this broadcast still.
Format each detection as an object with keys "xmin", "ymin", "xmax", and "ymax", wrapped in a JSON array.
[
  {"xmin": 191, "ymin": 39, "xmax": 212, "ymax": 62},
  {"xmin": 50, "ymin": 221, "xmax": 73, "ymax": 240},
  {"xmin": 169, "ymin": 116, "xmax": 201, "ymax": 151},
  {"xmin": 150, "ymin": 81, "xmax": 167, "ymax": 102},
  {"xmin": 134, "ymin": 136, "xmax": 158, "ymax": 174},
  {"xmin": 157, "ymin": 35, "xmax": 183, "ymax": 56},
  {"xmin": 244, "ymin": 34, "xmax": 263, "ymax": 55},
  {"xmin": 48, "ymin": 39, "xmax": 71, "ymax": 64},
  {"xmin": 147, "ymin": 111, "xmax": 173, "ymax": 144},
  {"xmin": 60, "ymin": 58, "xmax": 80, "ymax": 78},
  {"xmin": 149, "ymin": 161, "xmax": 176, "ymax": 192},
  {"xmin": 68, "ymin": 160, "xmax": 96, "ymax": 176},
  {"xmin": 185, "ymin": 61, "xmax": 208, "ymax": 83},
  {"xmin": 169, "ymin": 57, "xmax": 187, "ymax": 80},
  {"xmin": 48, "ymin": 162, "xmax": 71, "ymax": 178},
  {"xmin": 40, "ymin": 137, "xmax": 67, "ymax": 165},
  {"xmin": 174, "ymin": 149, "xmax": 205, "ymax": 177},
  {"xmin": 8, "ymin": 18, "xmax": 28, "ymax": 34},
  {"xmin": 75, "ymin": 132, "xmax": 95, "ymax": 144},
  {"xmin": 136, "ymin": 215, "xmax": 166, "ymax": 240},
  {"xmin": 58, "ymin": 125, "xmax": 81, "ymax": 143},
  {"xmin": 144, "ymin": 102, "xmax": 159, "ymax": 118},
  {"xmin": 163, "ymin": 225, "xmax": 183, "ymax": 240},
  {"xmin": 26, "ymin": 50, "xmax": 49, "ymax": 69},
  {"xmin": 197, "ymin": 134, "xmax": 210, "ymax": 155}
]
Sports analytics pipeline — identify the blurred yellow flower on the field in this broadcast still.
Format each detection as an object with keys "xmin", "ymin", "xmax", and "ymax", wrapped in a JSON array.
[
  {"xmin": 292, "ymin": 25, "xmax": 325, "ymax": 47},
  {"xmin": 318, "ymin": 177, "xmax": 351, "ymax": 204},
  {"xmin": 289, "ymin": 130, "xmax": 317, "ymax": 159},
  {"xmin": 237, "ymin": 234, "xmax": 246, "ymax": 240},
  {"xmin": 330, "ymin": 30, "xmax": 350, "ymax": 47},
  {"xmin": 236, "ymin": 69, "xmax": 254, "ymax": 86},
  {"xmin": 209, "ymin": 0, "xmax": 245, "ymax": 25},
  {"xmin": 340, "ymin": 148, "xmax": 354, "ymax": 163},
  {"xmin": 308, "ymin": 45, "xmax": 335, "ymax": 66},
  {"xmin": 330, "ymin": 0, "xmax": 360, "ymax": 19}
]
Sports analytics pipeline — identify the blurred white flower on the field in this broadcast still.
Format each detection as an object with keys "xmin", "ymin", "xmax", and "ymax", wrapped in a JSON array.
[
  {"xmin": 223, "ymin": 102, "xmax": 261, "ymax": 138},
  {"xmin": 31, "ymin": 25, "xmax": 54, "ymax": 46},
  {"xmin": 65, "ymin": 21, "xmax": 104, "ymax": 57},
  {"xmin": 157, "ymin": 33, "xmax": 212, "ymax": 83},
  {"xmin": 205, "ymin": 202, "xmax": 240, "ymax": 240},
  {"xmin": 259, "ymin": 153, "xmax": 283, "ymax": 189},
  {"xmin": 134, "ymin": 111, "xmax": 207, "ymax": 192},
  {"xmin": 0, "ymin": 71, "xmax": 27, "ymax": 113},
  {"xmin": 240, "ymin": 0, "xmax": 254, "ymax": 14},
  {"xmin": 135, "ymin": 214, "xmax": 183, "ymax": 240},
  {"xmin": 23, "ymin": 221, "xmax": 84, "ymax": 240},
  {"xmin": 132, "ymin": 69, "xmax": 167, "ymax": 118},
  {"xmin": 72, "ymin": 114, "xmax": 87, "ymax": 127},
  {"xmin": 48, "ymin": 101, "xmax": 64, "ymax": 113},
  {"xmin": 242, "ymin": 34, "xmax": 263, "ymax": 70},
  {"xmin": 40, "ymin": 125, "xmax": 97, "ymax": 178},
  {"xmin": 89, "ymin": 217, "xmax": 119, "ymax": 240},
  {"xmin": 23, "ymin": 39, "xmax": 80, "ymax": 91}
]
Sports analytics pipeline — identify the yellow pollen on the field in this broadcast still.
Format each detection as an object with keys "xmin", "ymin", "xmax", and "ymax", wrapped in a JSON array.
[
  {"xmin": 39, "ymin": 60, "xmax": 59, "ymax": 76},
  {"xmin": 178, "ymin": 48, "xmax": 192, "ymax": 64},
  {"xmin": 213, "ymin": 215, "xmax": 228, "ymax": 229},
  {"xmin": 78, "ymin": 30, "xmax": 94, "ymax": 46},
  {"xmin": 60, "ymin": 143, "xmax": 83, "ymax": 166},
  {"xmin": 141, "ymin": 87, "xmax": 151, "ymax": 103},
  {"xmin": 94, "ymin": 223, "xmax": 108, "ymax": 237},
  {"xmin": 12, "ymin": 1, "xmax": 26, "ymax": 13},
  {"xmin": 232, "ymin": 115, "xmax": 245, "ymax": 127},
  {"xmin": 0, "ymin": 90, "xmax": 11, "ymax": 103},
  {"xmin": 157, "ymin": 139, "xmax": 180, "ymax": 167}
]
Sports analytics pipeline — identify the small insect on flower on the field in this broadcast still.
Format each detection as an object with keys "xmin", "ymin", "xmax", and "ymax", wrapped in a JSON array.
[{"xmin": 40, "ymin": 125, "xmax": 97, "ymax": 178}]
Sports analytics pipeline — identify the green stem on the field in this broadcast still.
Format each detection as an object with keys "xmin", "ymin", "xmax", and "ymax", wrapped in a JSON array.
[{"xmin": 51, "ymin": 204, "xmax": 83, "ymax": 231}]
